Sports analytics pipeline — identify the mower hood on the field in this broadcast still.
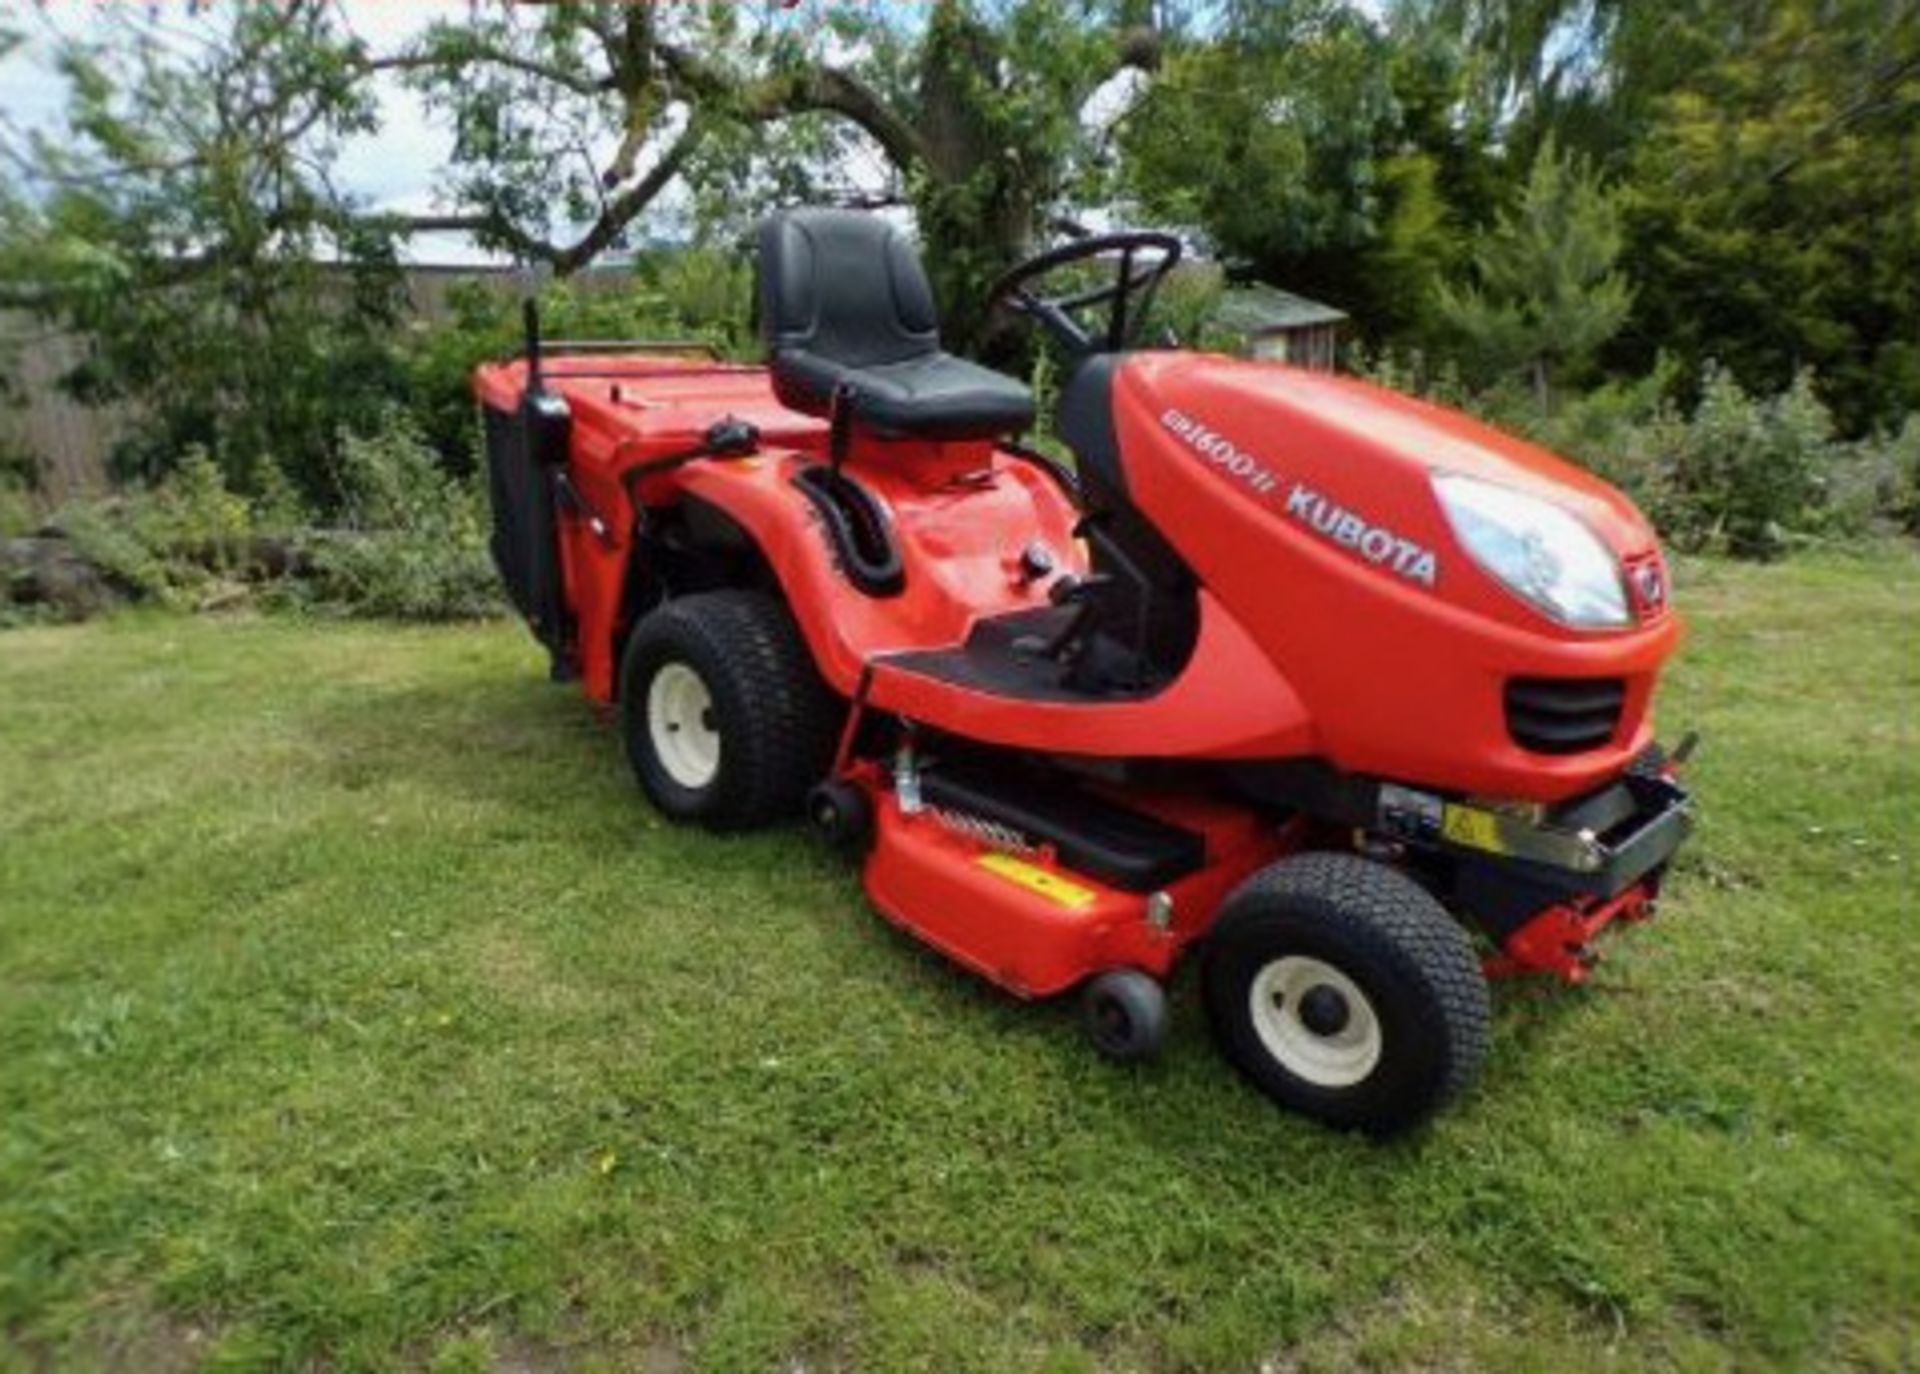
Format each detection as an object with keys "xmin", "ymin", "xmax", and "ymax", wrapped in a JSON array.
[{"xmin": 1124, "ymin": 354, "xmax": 1655, "ymax": 557}]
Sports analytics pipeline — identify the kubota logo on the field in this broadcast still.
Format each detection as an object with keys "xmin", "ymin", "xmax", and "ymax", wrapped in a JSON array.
[
  {"xmin": 1283, "ymin": 484, "xmax": 1438, "ymax": 587},
  {"xmin": 1161, "ymin": 407, "xmax": 1439, "ymax": 588}
]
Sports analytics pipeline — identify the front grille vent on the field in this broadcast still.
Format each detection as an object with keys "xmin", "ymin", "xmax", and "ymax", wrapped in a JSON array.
[{"xmin": 1505, "ymin": 677, "xmax": 1626, "ymax": 754}]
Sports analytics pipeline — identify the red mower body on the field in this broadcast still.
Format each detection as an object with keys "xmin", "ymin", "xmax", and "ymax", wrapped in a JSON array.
[
  {"xmin": 474, "ymin": 211, "xmax": 1694, "ymax": 1134},
  {"xmin": 474, "ymin": 354, "xmax": 1678, "ymax": 797}
]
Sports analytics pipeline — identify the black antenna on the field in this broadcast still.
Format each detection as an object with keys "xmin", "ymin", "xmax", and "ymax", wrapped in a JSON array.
[
  {"xmin": 522, "ymin": 295, "xmax": 545, "ymax": 395},
  {"xmin": 518, "ymin": 259, "xmax": 548, "ymax": 395}
]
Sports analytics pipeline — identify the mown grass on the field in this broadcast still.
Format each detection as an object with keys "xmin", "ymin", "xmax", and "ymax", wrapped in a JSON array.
[{"xmin": 2, "ymin": 549, "xmax": 1916, "ymax": 1372}]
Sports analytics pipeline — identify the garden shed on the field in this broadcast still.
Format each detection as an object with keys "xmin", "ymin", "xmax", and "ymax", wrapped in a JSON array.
[{"xmin": 1213, "ymin": 283, "xmax": 1349, "ymax": 370}]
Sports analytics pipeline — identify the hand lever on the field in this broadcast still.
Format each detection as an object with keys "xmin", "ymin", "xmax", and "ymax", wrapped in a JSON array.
[
  {"xmin": 1012, "ymin": 573, "xmax": 1112, "ymax": 662},
  {"xmin": 828, "ymin": 382, "xmax": 856, "ymax": 473}
]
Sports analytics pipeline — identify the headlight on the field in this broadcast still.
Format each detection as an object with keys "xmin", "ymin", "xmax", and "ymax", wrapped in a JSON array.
[{"xmin": 1433, "ymin": 474, "xmax": 1631, "ymax": 629}]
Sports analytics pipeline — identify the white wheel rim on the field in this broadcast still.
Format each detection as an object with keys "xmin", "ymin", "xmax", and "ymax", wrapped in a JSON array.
[
  {"xmin": 646, "ymin": 662, "xmax": 720, "ymax": 790},
  {"xmin": 1248, "ymin": 955, "xmax": 1383, "ymax": 1089}
]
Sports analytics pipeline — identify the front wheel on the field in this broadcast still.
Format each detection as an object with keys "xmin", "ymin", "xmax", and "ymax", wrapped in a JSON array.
[
  {"xmin": 618, "ymin": 591, "xmax": 840, "ymax": 831},
  {"xmin": 1201, "ymin": 853, "xmax": 1490, "ymax": 1138}
]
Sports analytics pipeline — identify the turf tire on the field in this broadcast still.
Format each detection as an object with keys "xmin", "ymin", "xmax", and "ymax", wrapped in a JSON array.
[
  {"xmin": 619, "ymin": 591, "xmax": 840, "ymax": 831},
  {"xmin": 1201, "ymin": 853, "xmax": 1491, "ymax": 1138}
]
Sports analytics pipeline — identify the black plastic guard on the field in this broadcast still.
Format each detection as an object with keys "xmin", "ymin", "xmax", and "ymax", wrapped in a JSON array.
[
  {"xmin": 919, "ymin": 759, "xmax": 1205, "ymax": 892},
  {"xmin": 483, "ymin": 394, "xmax": 571, "ymax": 654}
]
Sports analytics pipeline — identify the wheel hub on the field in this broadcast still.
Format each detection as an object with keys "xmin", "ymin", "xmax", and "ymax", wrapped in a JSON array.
[
  {"xmin": 1248, "ymin": 955, "xmax": 1383, "ymax": 1089},
  {"xmin": 647, "ymin": 662, "xmax": 721, "ymax": 789},
  {"xmin": 1297, "ymin": 984, "xmax": 1351, "ymax": 1036}
]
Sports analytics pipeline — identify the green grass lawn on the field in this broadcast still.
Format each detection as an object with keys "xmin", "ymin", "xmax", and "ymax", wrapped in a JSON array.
[{"xmin": 2, "ymin": 550, "xmax": 1917, "ymax": 1373}]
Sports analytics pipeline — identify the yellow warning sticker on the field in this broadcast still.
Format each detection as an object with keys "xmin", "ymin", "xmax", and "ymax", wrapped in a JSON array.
[
  {"xmin": 1441, "ymin": 804, "xmax": 1508, "ymax": 855},
  {"xmin": 976, "ymin": 852, "xmax": 1099, "ymax": 911}
]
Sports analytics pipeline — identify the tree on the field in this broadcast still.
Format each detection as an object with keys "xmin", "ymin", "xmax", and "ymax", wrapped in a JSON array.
[
  {"xmin": 0, "ymin": 0, "xmax": 404, "ymax": 499},
  {"xmin": 370, "ymin": 0, "xmax": 1162, "ymax": 341},
  {"xmin": 1115, "ymin": 1, "xmax": 1402, "ymax": 318},
  {"xmin": 1408, "ymin": 0, "xmax": 1920, "ymax": 432},
  {"xmin": 1616, "ymin": 0, "xmax": 1920, "ymax": 433},
  {"xmin": 1432, "ymin": 138, "xmax": 1631, "ymax": 409}
]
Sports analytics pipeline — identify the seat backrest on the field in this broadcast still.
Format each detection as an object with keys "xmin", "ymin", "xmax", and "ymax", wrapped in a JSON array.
[{"xmin": 758, "ymin": 209, "xmax": 942, "ymax": 370}]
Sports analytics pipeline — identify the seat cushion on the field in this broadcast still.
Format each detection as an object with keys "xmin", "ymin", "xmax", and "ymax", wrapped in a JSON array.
[
  {"xmin": 772, "ymin": 347, "xmax": 1036, "ymax": 440},
  {"xmin": 758, "ymin": 209, "xmax": 1035, "ymax": 441}
]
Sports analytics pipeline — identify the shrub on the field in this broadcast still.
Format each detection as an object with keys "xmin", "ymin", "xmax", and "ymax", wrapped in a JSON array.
[
  {"xmin": 402, "ymin": 264, "xmax": 751, "ymax": 472},
  {"xmin": 1353, "ymin": 350, "xmax": 1903, "ymax": 558},
  {"xmin": 6, "ymin": 414, "xmax": 501, "ymax": 625},
  {"xmin": 1668, "ymin": 367, "xmax": 1837, "ymax": 557},
  {"xmin": 303, "ymin": 409, "xmax": 500, "ymax": 621},
  {"xmin": 1829, "ymin": 416, "xmax": 1920, "ymax": 538},
  {"xmin": 0, "ymin": 478, "xmax": 38, "ymax": 539},
  {"xmin": 52, "ymin": 499, "xmax": 181, "ymax": 604},
  {"xmin": 40, "ymin": 449, "xmax": 290, "ymax": 609}
]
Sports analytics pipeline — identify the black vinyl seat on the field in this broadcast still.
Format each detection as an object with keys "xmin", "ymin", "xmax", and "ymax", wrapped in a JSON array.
[{"xmin": 757, "ymin": 209, "xmax": 1035, "ymax": 441}]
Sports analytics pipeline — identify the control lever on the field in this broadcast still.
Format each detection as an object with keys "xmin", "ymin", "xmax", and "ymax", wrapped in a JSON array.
[
  {"xmin": 828, "ymin": 382, "xmax": 856, "ymax": 473},
  {"xmin": 1012, "ymin": 572, "xmax": 1113, "ymax": 662}
]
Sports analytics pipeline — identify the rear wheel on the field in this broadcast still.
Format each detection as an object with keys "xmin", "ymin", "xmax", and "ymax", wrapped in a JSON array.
[
  {"xmin": 619, "ymin": 591, "xmax": 839, "ymax": 830},
  {"xmin": 1201, "ymin": 853, "xmax": 1490, "ymax": 1137}
]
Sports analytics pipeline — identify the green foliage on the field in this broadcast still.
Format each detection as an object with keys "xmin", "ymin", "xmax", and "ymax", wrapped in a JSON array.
[
  {"xmin": 1870, "ymin": 419, "xmax": 1920, "ymax": 537},
  {"xmin": 0, "ymin": 479, "xmax": 36, "ymax": 540},
  {"xmin": 0, "ymin": 1, "xmax": 406, "ymax": 506},
  {"xmin": 2, "ymin": 0, "xmax": 1912, "ymax": 579},
  {"xmin": 1367, "ymin": 152, "xmax": 1465, "ymax": 343},
  {"xmin": 1119, "ymin": 2, "xmax": 1402, "ymax": 316},
  {"xmin": 48, "ymin": 448, "xmax": 273, "ymax": 607},
  {"xmin": 637, "ymin": 248, "xmax": 756, "ymax": 356},
  {"xmin": 1354, "ymin": 350, "xmax": 1904, "ymax": 557},
  {"xmin": 1671, "ymin": 368, "xmax": 1839, "ymax": 557},
  {"xmin": 1432, "ymin": 138, "xmax": 1632, "ymax": 405},
  {"xmin": 1616, "ymin": 0, "xmax": 1920, "ymax": 435},
  {"xmin": 1149, "ymin": 263, "xmax": 1231, "ymax": 351},
  {"xmin": 50, "ymin": 501, "xmax": 177, "ymax": 604},
  {"xmin": 906, "ymin": 0, "xmax": 1143, "ymax": 345},
  {"xmin": 400, "ymin": 265, "xmax": 749, "ymax": 471},
  {"xmin": 305, "ymin": 409, "xmax": 499, "ymax": 621},
  {"xmin": 0, "ymin": 434, "xmax": 35, "ymax": 494},
  {"xmin": 20, "ymin": 414, "xmax": 496, "ymax": 622}
]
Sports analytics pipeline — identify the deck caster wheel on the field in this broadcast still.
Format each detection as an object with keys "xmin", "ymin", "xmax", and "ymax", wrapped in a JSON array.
[
  {"xmin": 618, "ymin": 591, "xmax": 839, "ymax": 831},
  {"xmin": 1202, "ymin": 853, "xmax": 1490, "ymax": 1138},
  {"xmin": 1080, "ymin": 968, "xmax": 1168, "ymax": 1064},
  {"xmin": 807, "ymin": 779, "xmax": 873, "ymax": 854}
]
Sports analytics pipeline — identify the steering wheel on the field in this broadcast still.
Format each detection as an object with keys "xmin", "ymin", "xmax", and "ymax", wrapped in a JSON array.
[{"xmin": 987, "ymin": 230, "xmax": 1184, "ymax": 355}]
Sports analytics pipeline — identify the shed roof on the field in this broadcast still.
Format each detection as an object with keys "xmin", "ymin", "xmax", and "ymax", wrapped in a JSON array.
[{"xmin": 1213, "ymin": 282, "xmax": 1348, "ymax": 334}]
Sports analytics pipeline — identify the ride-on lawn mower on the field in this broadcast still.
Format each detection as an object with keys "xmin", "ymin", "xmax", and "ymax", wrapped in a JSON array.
[{"xmin": 475, "ymin": 210, "xmax": 1693, "ymax": 1136}]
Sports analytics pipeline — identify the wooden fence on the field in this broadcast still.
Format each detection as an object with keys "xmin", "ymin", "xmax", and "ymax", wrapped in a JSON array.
[{"xmin": 0, "ymin": 317, "xmax": 129, "ymax": 502}]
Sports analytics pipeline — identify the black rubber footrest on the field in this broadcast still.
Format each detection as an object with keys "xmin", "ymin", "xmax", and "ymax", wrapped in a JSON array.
[{"xmin": 919, "ymin": 760, "xmax": 1204, "ymax": 892}]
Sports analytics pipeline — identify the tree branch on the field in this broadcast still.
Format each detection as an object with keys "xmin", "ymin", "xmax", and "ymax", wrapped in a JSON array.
[
  {"xmin": 364, "ymin": 45, "xmax": 615, "ymax": 98},
  {"xmin": 372, "ymin": 119, "xmax": 704, "ymax": 273},
  {"xmin": 657, "ymin": 42, "xmax": 929, "ymax": 171}
]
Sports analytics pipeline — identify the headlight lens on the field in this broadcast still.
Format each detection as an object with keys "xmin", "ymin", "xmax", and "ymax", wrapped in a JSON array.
[{"xmin": 1433, "ymin": 474, "xmax": 1631, "ymax": 628}]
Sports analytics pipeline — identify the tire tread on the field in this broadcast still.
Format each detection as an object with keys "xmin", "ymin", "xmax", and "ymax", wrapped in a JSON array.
[
  {"xmin": 1204, "ymin": 852, "xmax": 1491, "ymax": 1134},
  {"xmin": 619, "ymin": 590, "xmax": 840, "ymax": 829}
]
